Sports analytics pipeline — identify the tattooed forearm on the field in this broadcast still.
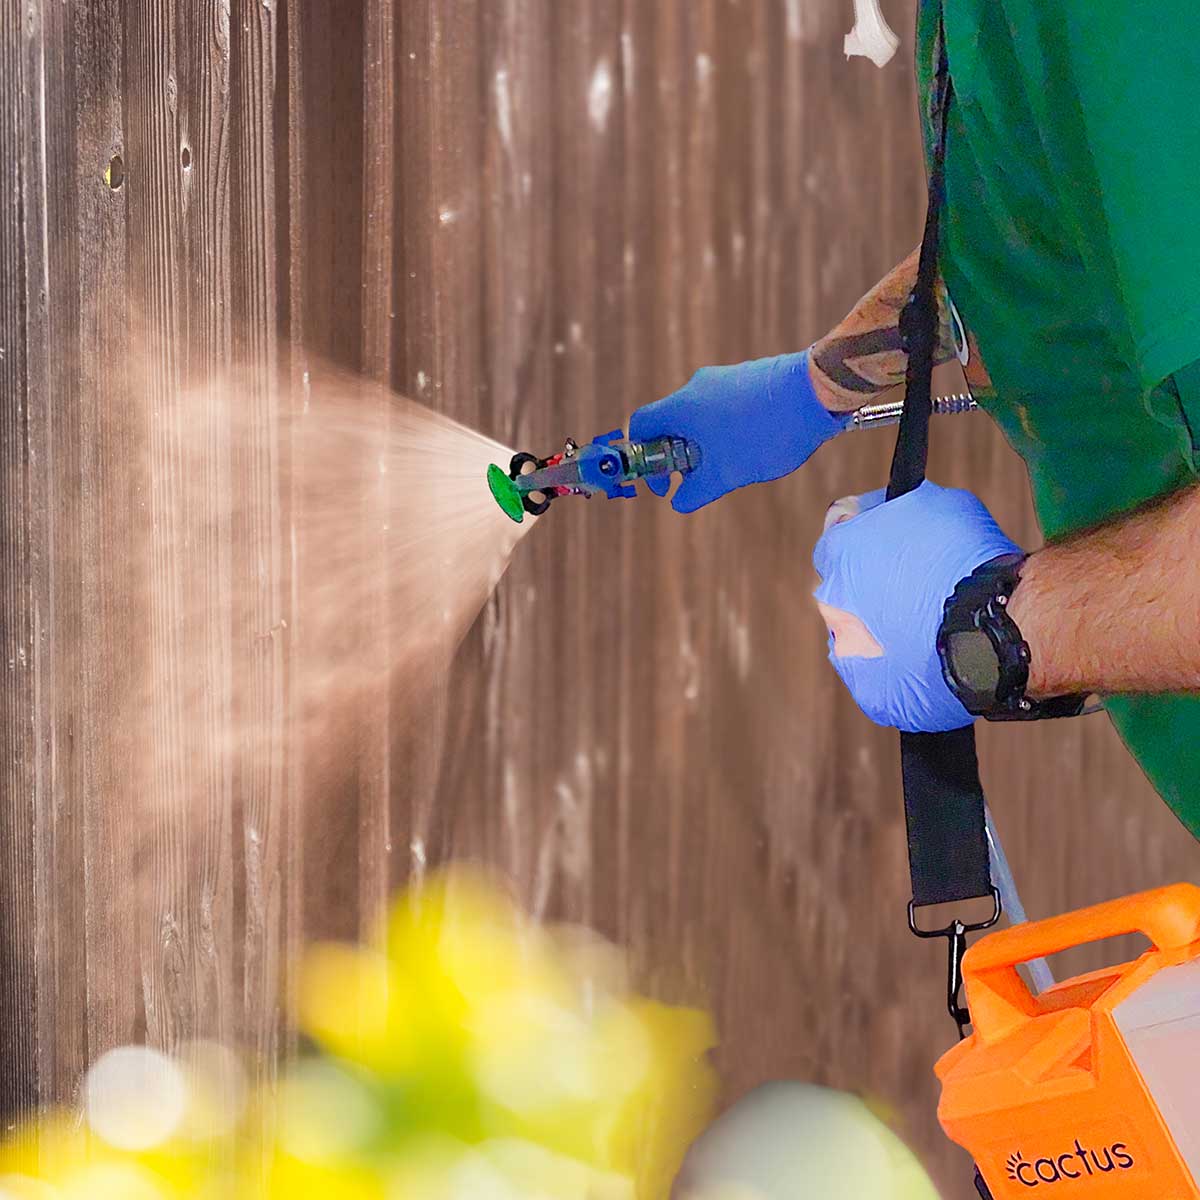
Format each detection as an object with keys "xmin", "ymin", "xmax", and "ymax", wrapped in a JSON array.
[{"xmin": 809, "ymin": 247, "xmax": 961, "ymax": 412}]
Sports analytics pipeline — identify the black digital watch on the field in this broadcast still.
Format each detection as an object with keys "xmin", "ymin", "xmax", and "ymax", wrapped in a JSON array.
[{"xmin": 936, "ymin": 553, "xmax": 1090, "ymax": 721}]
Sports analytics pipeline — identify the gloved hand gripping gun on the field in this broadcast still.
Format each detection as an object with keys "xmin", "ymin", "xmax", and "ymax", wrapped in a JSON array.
[{"xmin": 486, "ymin": 393, "xmax": 976, "ymax": 523}]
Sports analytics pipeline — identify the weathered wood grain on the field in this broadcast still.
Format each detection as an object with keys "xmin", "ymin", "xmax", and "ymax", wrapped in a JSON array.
[
  {"xmin": 124, "ymin": 0, "xmax": 231, "ymax": 1059},
  {"xmin": 474, "ymin": 0, "xmax": 544, "ymax": 910},
  {"xmin": 74, "ymin": 0, "xmax": 140, "ymax": 1092},
  {"xmin": 1, "ymin": 0, "xmax": 46, "ymax": 1123},
  {"xmin": 4, "ymin": 2, "xmax": 1199, "ymax": 1196},
  {"xmin": 285, "ymin": 0, "xmax": 371, "ymax": 950},
  {"xmin": 358, "ymin": 0, "xmax": 396, "ymax": 937},
  {"xmin": 231, "ymin": 0, "xmax": 287, "ymax": 1097}
]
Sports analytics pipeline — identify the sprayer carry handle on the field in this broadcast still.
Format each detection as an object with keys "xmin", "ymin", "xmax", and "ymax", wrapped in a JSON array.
[{"xmin": 963, "ymin": 884, "xmax": 1200, "ymax": 1042}]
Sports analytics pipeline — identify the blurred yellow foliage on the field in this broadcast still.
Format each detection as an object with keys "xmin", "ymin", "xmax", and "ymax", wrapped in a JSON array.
[{"xmin": 0, "ymin": 868, "xmax": 718, "ymax": 1200}]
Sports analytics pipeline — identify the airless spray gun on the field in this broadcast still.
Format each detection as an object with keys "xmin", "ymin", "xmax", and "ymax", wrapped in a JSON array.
[
  {"xmin": 487, "ymin": 430, "xmax": 702, "ymax": 523},
  {"xmin": 486, "ymin": 393, "xmax": 976, "ymax": 523}
]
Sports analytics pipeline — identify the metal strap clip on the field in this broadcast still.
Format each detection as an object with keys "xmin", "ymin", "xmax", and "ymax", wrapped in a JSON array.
[{"xmin": 908, "ymin": 888, "xmax": 1001, "ymax": 1039}]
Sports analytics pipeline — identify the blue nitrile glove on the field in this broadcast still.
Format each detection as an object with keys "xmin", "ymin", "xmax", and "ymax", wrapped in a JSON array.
[
  {"xmin": 628, "ymin": 350, "xmax": 850, "ymax": 513},
  {"xmin": 812, "ymin": 481, "xmax": 1022, "ymax": 733}
]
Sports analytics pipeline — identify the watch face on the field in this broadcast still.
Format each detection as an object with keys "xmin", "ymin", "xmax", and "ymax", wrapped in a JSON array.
[{"xmin": 945, "ymin": 628, "xmax": 1000, "ymax": 710}]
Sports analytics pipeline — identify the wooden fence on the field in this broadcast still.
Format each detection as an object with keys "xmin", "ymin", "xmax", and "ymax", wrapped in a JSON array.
[{"xmin": 3, "ymin": 1, "xmax": 1197, "ymax": 1190}]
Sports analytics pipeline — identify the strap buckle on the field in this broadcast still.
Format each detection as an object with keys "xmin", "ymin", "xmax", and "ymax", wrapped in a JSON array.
[{"xmin": 908, "ymin": 887, "xmax": 1001, "ymax": 1039}]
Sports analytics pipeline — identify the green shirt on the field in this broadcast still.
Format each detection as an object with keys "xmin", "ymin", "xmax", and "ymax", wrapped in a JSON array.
[{"xmin": 916, "ymin": 1, "xmax": 1200, "ymax": 835}]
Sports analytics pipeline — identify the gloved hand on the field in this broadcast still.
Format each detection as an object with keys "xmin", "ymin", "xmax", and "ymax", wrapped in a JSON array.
[
  {"xmin": 628, "ymin": 350, "xmax": 850, "ymax": 513},
  {"xmin": 812, "ymin": 481, "xmax": 1022, "ymax": 733}
]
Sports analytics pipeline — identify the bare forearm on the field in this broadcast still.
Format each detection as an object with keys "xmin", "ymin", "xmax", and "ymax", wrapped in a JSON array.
[
  {"xmin": 809, "ymin": 247, "xmax": 962, "ymax": 412},
  {"xmin": 1007, "ymin": 484, "xmax": 1200, "ymax": 697}
]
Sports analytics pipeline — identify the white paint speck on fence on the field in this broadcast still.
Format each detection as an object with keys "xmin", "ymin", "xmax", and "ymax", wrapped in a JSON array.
[
  {"xmin": 785, "ymin": 0, "xmax": 805, "ymax": 42},
  {"xmin": 494, "ymin": 67, "xmax": 513, "ymax": 148},
  {"xmin": 621, "ymin": 31, "xmax": 635, "ymax": 91},
  {"xmin": 588, "ymin": 60, "xmax": 613, "ymax": 133}
]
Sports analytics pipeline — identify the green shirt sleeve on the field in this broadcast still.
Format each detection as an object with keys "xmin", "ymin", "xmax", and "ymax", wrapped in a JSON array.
[{"xmin": 1064, "ymin": 3, "xmax": 1200, "ymax": 388}]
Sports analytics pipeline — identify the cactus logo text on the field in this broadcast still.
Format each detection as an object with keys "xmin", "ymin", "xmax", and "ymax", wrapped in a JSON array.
[{"xmin": 1004, "ymin": 1140, "xmax": 1135, "ymax": 1188}]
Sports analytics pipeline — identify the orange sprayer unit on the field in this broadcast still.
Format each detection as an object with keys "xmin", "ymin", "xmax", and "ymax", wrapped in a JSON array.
[{"xmin": 937, "ymin": 884, "xmax": 1200, "ymax": 1198}]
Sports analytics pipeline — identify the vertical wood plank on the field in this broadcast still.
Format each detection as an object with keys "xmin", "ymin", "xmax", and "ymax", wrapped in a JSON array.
[
  {"xmin": 358, "ymin": 0, "xmax": 396, "ymax": 932},
  {"xmin": 279, "ymin": 0, "xmax": 306, "ymax": 1066},
  {"xmin": 394, "ymin": 0, "xmax": 438, "ymax": 885},
  {"xmin": 231, "ymin": 0, "xmax": 287, "ymax": 1093},
  {"xmin": 75, "ymin": 0, "xmax": 141, "ymax": 1082},
  {"xmin": 0, "ymin": 0, "xmax": 47, "ymax": 1124},
  {"xmin": 287, "ymin": 0, "xmax": 371, "ymax": 947},
  {"xmin": 396, "ymin": 0, "xmax": 489, "ymax": 885},
  {"xmin": 609, "ymin": 0, "xmax": 656, "ymax": 951},
  {"xmin": 642, "ymin": 0, "xmax": 691, "ymax": 984},
  {"xmin": 3, "ymin": 0, "xmax": 140, "ymax": 1120},
  {"xmin": 30, "ymin": 0, "xmax": 91, "ymax": 1115},
  {"xmin": 124, "ymin": 0, "xmax": 235, "ymax": 1056},
  {"xmin": 475, "ymin": 0, "xmax": 553, "ymax": 905},
  {"xmin": 548, "ymin": 0, "xmax": 601, "ymax": 925},
  {"xmin": 124, "ymin": 0, "xmax": 190, "ymax": 1057}
]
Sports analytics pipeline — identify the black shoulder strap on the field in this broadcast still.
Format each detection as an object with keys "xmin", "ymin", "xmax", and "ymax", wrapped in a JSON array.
[
  {"xmin": 888, "ymin": 8, "xmax": 953, "ymax": 505},
  {"xmin": 887, "ymin": 8, "xmax": 999, "ymax": 1030}
]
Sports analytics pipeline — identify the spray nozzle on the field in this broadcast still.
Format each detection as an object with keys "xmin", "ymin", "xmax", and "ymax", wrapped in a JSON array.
[{"xmin": 487, "ymin": 430, "xmax": 701, "ymax": 523}]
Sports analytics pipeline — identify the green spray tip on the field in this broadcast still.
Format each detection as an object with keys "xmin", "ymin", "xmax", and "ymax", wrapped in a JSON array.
[{"xmin": 487, "ymin": 463, "xmax": 525, "ymax": 524}]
